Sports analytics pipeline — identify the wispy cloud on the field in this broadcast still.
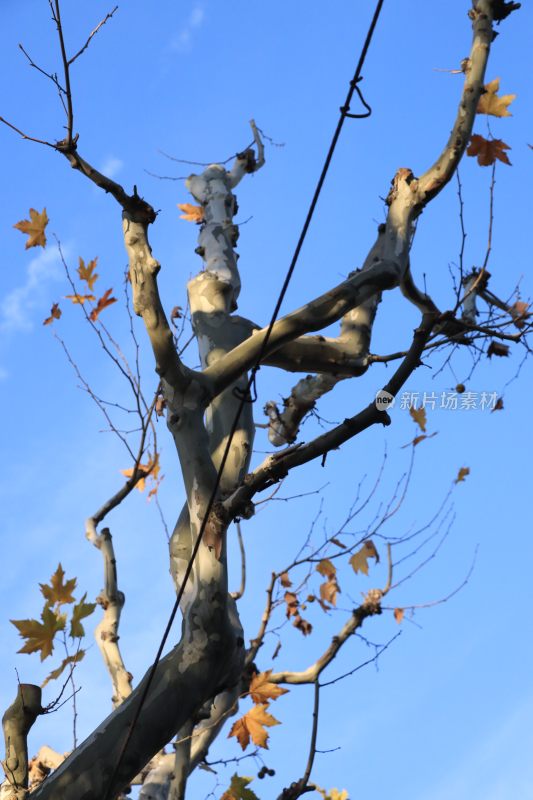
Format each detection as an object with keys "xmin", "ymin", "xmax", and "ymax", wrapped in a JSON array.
[
  {"xmin": 0, "ymin": 244, "xmax": 65, "ymax": 333},
  {"xmin": 171, "ymin": 5, "xmax": 205, "ymax": 53},
  {"xmin": 99, "ymin": 156, "xmax": 124, "ymax": 180}
]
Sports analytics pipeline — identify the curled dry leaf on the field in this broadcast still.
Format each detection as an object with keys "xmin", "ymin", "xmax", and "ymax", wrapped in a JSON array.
[
  {"xmin": 279, "ymin": 571, "xmax": 292, "ymax": 588},
  {"xmin": 43, "ymin": 302, "xmax": 61, "ymax": 326},
  {"xmin": 509, "ymin": 301, "xmax": 530, "ymax": 328},
  {"xmin": 42, "ymin": 650, "xmax": 85, "ymax": 688},
  {"xmin": 487, "ymin": 341, "xmax": 510, "ymax": 358},
  {"xmin": 455, "ymin": 466, "xmax": 470, "ymax": 484},
  {"xmin": 65, "ymin": 293, "xmax": 96, "ymax": 305},
  {"xmin": 409, "ymin": 406, "xmax": 427, "ymax": 432},
  {"xmin": 89, "ymin": 288, "xmax": 117, "ymax": 322},
  {"xmin": 402, "ymin": 431, "xmax": 438, "ymax": 449},
  {"xmin": 393, "ymin": 608, "xmax": 405, "ymax": 624}
]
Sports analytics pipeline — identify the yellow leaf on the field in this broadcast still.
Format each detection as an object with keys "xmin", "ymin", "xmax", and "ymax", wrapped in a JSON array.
[
  {"xmin": 249, "ymin": 670, "xmax": 288, "ymax": 705},
  {"xmin": 349, "ymin": 540, "xmax": 379, "ymax": 576},
  {"xmin": 228, "ymin": 704, "xmax": 280, "ymax": 751},
  {"xmin": 89, "ymin": 288, "xmax": 117, "ymax": 322},
  {"xmin": 77, "ymin": 257, "xmax": 99, "ymax": 291},
  {"xmin": 40, "ymin": 564, "xmax": 77, "ymax": 607},
  {"xmin": 14, "ymin": 207, "xmax": 49, "ymax": 249},
  {"xmin": 11, "ymin": 606, "xmax": 65, "ymax": 661},
  {"xmin": 220, "ymin": 774, "xmax": 259, "ymax": 800},
  {"xmin": 455, "ymin": 466, "xmax": 470, "ymax": 484},
  {"xmin": 70, "ymin": 593, "xmax": 96, "ymax": 638},
  {"xmin": 477, "ymin": 78, "xmax": 516, "ymax": 117},
  {"xmin": 65, "ymin": 293, "xmax": 96, "ymax": 304},
  {"xmin": 467, "ymin": 134, "xmax": 511, "ymax": 166},
  {"xmin": 409, "ymin": 406, "xmax": 427, "ymax": 432},
  {"xmin": 394, "ymin": 608, "xmax": 405, "ymax": 624},
  {"xmin": 121, "ymin": 453, "xmax": 160, "ymax": 492},
  {"xmin": 177, "ymin": 203, "xmax": 204, "ymax": 223},
  {"xmin": 43, "ymin": 302, "xmax": 61, "ymax": 326},
  {"xmin": 314, "ymin": 788, "xmax": 350, "ymax": 800},
  {"xmin": 42, "ymin": 650, "xmax": 85, "ymax": 688}
]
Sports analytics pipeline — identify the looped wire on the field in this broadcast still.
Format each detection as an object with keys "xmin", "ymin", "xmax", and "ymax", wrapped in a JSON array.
[
  {"xmin": 340, "ymin": 77, "xmax": 372, "ymax": 119},
  {"xmin": 232, "ymin": 367, "xmax": 259, "ymax": 403}
]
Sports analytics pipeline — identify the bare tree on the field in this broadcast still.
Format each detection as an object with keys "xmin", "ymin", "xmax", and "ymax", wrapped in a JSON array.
[{"xmin": 0, "ymin": 2, "xmax": 529, "ymax": 799}]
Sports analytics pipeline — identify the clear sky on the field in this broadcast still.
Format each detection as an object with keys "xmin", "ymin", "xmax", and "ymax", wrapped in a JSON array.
[{"xmin": 0, "ymin": 2, "xmax": 532, "ymax": 799}]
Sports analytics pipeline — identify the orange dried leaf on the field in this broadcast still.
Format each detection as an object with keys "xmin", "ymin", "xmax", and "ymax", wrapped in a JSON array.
[
  {"xmin": 455, "ymin": 466, "xmax": 470, "ymax": 484},
  {"xmin": 14, "ymin": 207, "xmax": 49, "ymax": 249},
  {"xmin": 43, "ymin": 302, "xmax": 61, "ymax": 326},
  {"xmin": 89, "ymin": 288, "xmax": 117, "ymax": 322},
  {"xmin": 402, "ymin": 431, "xmax": 438, "ymax": 449},
  {"xmin": 409, "ymin": 406, "xmax": 427, "ymax": 432},
  {"xmin": 228, "ymin": 704, "xmax": 279, "ymax": 751},
  {"xmin": 293, "ymin": 614, "xmax": 312, "ymax": 636},
  {"xmin": 249, "ymin": 670, "xmax": 288, "ymax": 704},
  {"xmin": 316, "ymin": 558, "xmax": 336, "ymax": 578},
  {"xmin": 40, "ymin": 564, "xmax": 77, "ymax": 607},
  {"xmin": 466, "ymin": 134, "xmax": 511, "ymax": 166},
  {"xmin": 65, "ymin": 293, "xmax": 96, "ymax": 305},
  {"xmin": 349, "ymin": 540, "xmax": 380, "ymax": 576},
  {"xmin": 319, "ymin": 577, "xmax": 340, "ymax": 607},
  {"xmin": 77, "ymin": 257, "xmax": 99, "ymax": 291},
  {"xmin": 284, "ymin": 591, "xmax": 299, "ymax": 618},
  {"xmin": 279, "ymin": 571, "xmax": 292, "ymax": 588},
  {"xmin": 510, "ymin": 301, "xmax": 530, "ymax": 328},
  {"xmin": 177, "ymin": 203, "xmax": 204, "ymax": 223},
  {"xmin": 477, "ymin": 78, "xmax": 516, "ymax": 117},
  {"xmin": 394, "ymin": 608, "xmax": 405, "ymax": 624}
]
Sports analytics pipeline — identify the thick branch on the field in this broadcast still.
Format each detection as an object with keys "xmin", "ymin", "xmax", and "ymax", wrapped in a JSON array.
[
  {"xmin": 417, "ymin": 0, "xmax": 501, "ymax": 202},
  {"xmin": 2, "ymin": 685, "xmax": 42, "ymax": 800},
  {"xmin": 223, "ymin": 313, "xmax": 436, "ymax": 520}
]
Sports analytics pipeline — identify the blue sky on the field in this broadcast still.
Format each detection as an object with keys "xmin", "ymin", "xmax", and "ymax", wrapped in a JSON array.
[{"xmin": 0, "ymin": 2, "xmax": 532, "ymax": 798}]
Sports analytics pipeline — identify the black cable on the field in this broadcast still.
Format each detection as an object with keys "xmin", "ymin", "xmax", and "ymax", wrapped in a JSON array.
[{"xmin": 105, "ymin": 2, "xmax": 385, "ymax": 796}]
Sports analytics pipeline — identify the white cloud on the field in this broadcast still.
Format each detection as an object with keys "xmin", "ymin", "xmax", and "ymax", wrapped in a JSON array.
[
  {"xmin": 99, "ymin": 156, "xmax": 124, "ymax": 180},
  {"xmin": 171, "ymin": 5, "xmax": 205, "ymax": 53},
  {"xmin": 0, "ymin": 244, "xmax": 65, "ymax": 333}
]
